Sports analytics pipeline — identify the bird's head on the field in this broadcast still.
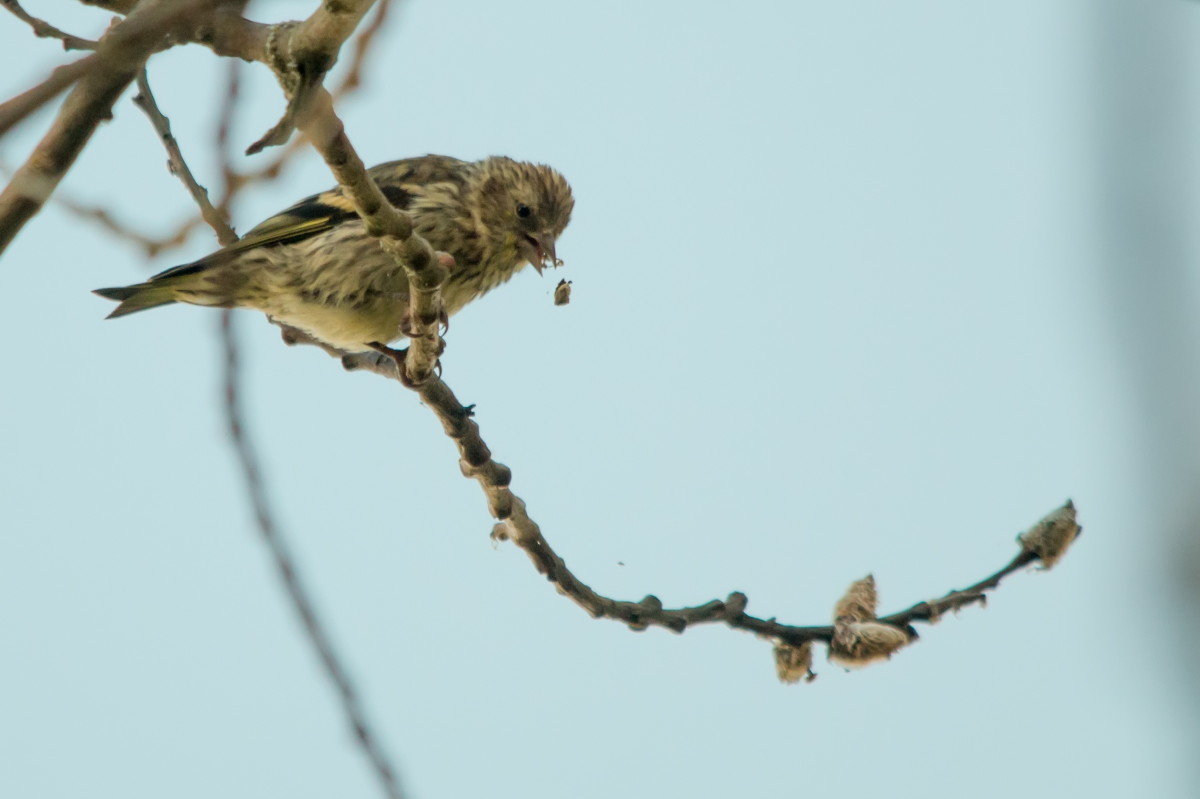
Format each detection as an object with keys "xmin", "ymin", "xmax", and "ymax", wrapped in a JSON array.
[{"xmin": 469, "ymin": 156, "xmax": 574, "ymax": 274}]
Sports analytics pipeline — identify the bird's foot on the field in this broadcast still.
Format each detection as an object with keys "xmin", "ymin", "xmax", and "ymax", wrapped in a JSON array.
[
  {"xmin": 398, "ymin": 311, "xmax": 417, "ymax": 339},
  {"xmin": 367, "ymin": 342, "xmax": 418, "ymax": 387}
]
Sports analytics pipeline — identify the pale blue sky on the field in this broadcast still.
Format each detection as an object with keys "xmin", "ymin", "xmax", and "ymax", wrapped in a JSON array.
[{"xmin": 2, "ymin": 2, "xmax": 1198, "ymax": 798}]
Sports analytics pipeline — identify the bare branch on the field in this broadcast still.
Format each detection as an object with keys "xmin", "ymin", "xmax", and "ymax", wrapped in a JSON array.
[
  {"xmin": 211, "ymin": 59, "xmax": 246, "ymax": 221},
  {"xmin": 78, "ymin": 0, "xmax": 135, "ymax": 13},
  {"xmin": 55, "ymin": 195, "xmax": 201, "ymax": 258},
  {"xmin": 0, "ymin": 2, "xmax": 266, "ymax": 254},
  {"xmin": 246, "ymin": 0, "xmax": 379, "ymax": 154},
  {"xmin": 208, "ymin": 7, "xmax": 394, "ymax": 216},
  {"xmin": 0, "ymin": 154, "xmax": 200, "ymax": 258},
  {"xmin": 292, "ymin": 89, "xmax": 446, "ymax": 384},
  {"xmin": 0, "ymin": 0, "xmax": 215, "ymax": 256},
  {"xmin": 277, "ymin": 318, "xmax": 1079, "ymax": 676},
  {"xmin": 222, "ymin": 314, "xmax": 407, "ymax": 799},
  {"xmin": 189, "ymin": 5, "xmax": 269, "ymax": 62},
  {"xmin": 419, "ymin": 380, "xmax": 1072, "ymax": 650},
  {"xmin": 0, "ymin": 54, "xmax": 99, "ymax": 138},
  {"xmin": 287, "ymin": 0, "xmax": 381, "ymax": 65},
  {"xmin": 2, "ymin": 0, "xmax": 98, "ymax": 50},
  {"xmin": 133, "ymin": 70, "xmax": 235, "ymax": 245},
  {"xmin": 132, "ymin": 70, "xmax": 406, "ymax": 799},
  {"xmin": 0, "ymin": 0, "xmax": 221, "ymax": 138}
]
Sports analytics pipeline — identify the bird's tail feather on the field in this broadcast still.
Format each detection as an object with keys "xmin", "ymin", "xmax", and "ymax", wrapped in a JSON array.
[
  {"xmin": 94, "ymin": 255, "xmax": 221, "ymax": 319},
  {"xmin": 93, "ymin": 282, "xmax": 181, "ymax": 318}
]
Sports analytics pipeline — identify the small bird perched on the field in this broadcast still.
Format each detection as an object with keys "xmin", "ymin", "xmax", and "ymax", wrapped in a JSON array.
[{"xmin": 94, "ymin": 154, "xmax": 574, "ymax": 352}]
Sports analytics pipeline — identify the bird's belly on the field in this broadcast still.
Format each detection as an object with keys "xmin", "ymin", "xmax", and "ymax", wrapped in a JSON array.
[{"xmin": 262, "ymin": 295, "xmax": 408, "ymax": 352}]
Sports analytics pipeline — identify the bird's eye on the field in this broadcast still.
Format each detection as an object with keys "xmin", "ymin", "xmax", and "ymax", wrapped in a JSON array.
[{"xmin": 516, "ymin": 204, "xmax": 531, "ymax": 218}]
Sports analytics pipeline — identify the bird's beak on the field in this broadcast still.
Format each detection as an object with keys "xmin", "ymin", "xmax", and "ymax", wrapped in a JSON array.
[{"xmin": 522, "ymin": 232, "xmax": 558, "ymax": 275}]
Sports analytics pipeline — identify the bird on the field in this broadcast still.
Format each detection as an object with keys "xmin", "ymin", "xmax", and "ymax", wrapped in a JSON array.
[{"xmin": 94, "ymin": 154, "xmax": 574, "ymax": 353}]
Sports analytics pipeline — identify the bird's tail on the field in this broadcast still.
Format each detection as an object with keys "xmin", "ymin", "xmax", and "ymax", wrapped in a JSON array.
[
  {"xmin": 93, "ymin": 258, "xmax": 218, "ymax": 319},
  {"xmin": 93, "ymin": 282, "xmax": 180, "ymax": 318}
]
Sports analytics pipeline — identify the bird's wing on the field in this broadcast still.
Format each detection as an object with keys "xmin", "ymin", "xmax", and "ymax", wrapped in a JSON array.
[
  {"xmin": 237, "ymin": 154, "xmax": 473, "ymax": 248},
  {"xmin": 232, "ymin": 189, "xmax": 360, "ymax": 251},
  {"xmin": 225, "ymin": 155, "xmax": 469, "ymax": 251},
  {"xmin": 145, "ymin": 189, "xmax": 362, "ymax": 282},
  {"xmin": 149, "ymin": 155, "xmax": 468, "ymax": 282}
]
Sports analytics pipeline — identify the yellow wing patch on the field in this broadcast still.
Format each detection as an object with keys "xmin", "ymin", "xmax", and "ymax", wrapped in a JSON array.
[{"xmin": 231, "ymin": 189, "xmax": 359, "ymax": 253}]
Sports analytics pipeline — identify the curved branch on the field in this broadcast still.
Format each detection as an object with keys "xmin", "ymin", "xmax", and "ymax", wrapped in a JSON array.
[{"xmin": 277, "ymin": 324, "xmax": 1078, "ymax": 668}]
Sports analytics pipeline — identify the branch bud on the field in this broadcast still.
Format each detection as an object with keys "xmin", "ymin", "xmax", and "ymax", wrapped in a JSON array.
[
  {"xmin": 1017, "ymin": 500, "xmax": 1081, "ymax": 569},
  {"xmin": 773, "ymin": 641, "xmax": 816, "ymax": 684},
  {"xmin": 828, "ymin": 621, "xmax": 911, "ymax": 669},
  {"xmin": 833, "ymin": 574, "xmax": 878, "ymax": 623}
]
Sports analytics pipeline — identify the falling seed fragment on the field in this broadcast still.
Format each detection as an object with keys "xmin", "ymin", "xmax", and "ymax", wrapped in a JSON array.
[{"xmin": 554, "ymin": 279, "xmax": 572, "ymax": 306}]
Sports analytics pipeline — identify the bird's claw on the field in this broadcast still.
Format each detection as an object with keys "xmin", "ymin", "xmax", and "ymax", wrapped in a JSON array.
[
  {"xmin": 398, "ymin": 313, "xmax": 419, "ymax": 340},
  {"xmin": 367, "ymin": 341, "xmax": 441, "ymax": 388},
  {"xmin": 367, "ymin": 342, "xmax": 416, "ymax": 387}
]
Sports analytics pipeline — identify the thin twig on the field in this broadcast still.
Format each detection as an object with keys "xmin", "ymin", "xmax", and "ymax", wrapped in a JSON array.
[
  {"xmin": 0, "ymin": 53, "xmax": 99, "ymax": 137},
  {"xmin": 133, "ymin": 71, "xmax": 406, "ymax": 799},
  {"xmin": 214, "ymin": 60, "xmax": 241, "ymax": 210},
  {"xmin": 0, "ymin": 0, "xmax": 213, "ymax": 255},
  {"xmin": 413, "ymin": 372, "xmax": 1060, "ymax": 646},
  {"xmin": 222, "ymin": 313, "xmax": 406, "ymax": 799},
  {"xmin": 280, "ymin": 322, "xmax": 1074, "ymax": 663},
  {"xmin": 1, "ymin": 0, "xmax": 98, "ymax": 50},
  {"xmin": 133, "ymin": 71, "xmax": 234, "ymax": 244},
  {"xmin": 56, "ymin": 196, "xmax": 201, "ymax": 257}
]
